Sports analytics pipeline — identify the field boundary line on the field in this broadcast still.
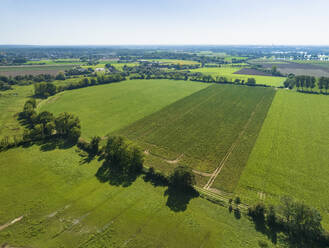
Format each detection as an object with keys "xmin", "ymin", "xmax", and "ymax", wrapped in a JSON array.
[{"xmin": 203, "ymin": 96, "xmax": 265, "ymax": 190}]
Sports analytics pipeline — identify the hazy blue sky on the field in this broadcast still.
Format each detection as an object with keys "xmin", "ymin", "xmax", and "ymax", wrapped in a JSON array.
[{"xmin": 1, "ymin": 0, "xmax": 328, "ymax": 45}]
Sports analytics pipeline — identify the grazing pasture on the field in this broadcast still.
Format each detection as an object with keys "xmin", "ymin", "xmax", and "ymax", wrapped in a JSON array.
[
  {"xmin": 119, "ymin": 84, "xmax": 275, "ymax": 175},
  {"xmin": 0, "ymin": 146, "xmax": 277, "ymax": 248},
  {"xmin": 40, "ymin": 79, "xmax": 208, "ymax": 138},
  {"xmin": 191, "ymin": 67, "xmax": 285, "ymax": 87},
  {"xmin": 235, "ymin": 90, "xmax": 329, "ymax": 227}
]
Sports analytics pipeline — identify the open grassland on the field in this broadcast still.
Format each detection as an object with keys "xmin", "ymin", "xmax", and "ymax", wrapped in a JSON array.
[
  {"xmin": 118, "ymin": 85, "xmax": 275, "ymax": 175},
  {"xmin": 224, "ymin": 56, "xmax": 248, "ymax": 62},
  {"xmin": 143, "ymin": 59, "xmax": 200, "ymax": 65},
  {"xmin": 0, "ymin": 145, "xmax": 281, "ymax": 248},
  {"xmin": 0, "ymin": 85, "xmax": 34, "ymax": 139},
  {"xmin": 40, "ymin": 79, "xmax": 208, "ymax": 138},
  {"xmin": 235, "ymin": 90, "xmax": 329, "ymax": 228},
  {"xmin": 191, "ymin": 67, "xmax": 285, "ymax": 87}
]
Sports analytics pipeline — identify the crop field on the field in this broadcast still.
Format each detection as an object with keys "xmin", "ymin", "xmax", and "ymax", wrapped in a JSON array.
[
  {"xmin": 235, "ymin": 90, "xmax": 329, "ymax": 227},
  {"xmin": 233, "ymin": 68, "xmax": 274, "ymax": 77},
  {"xmin": 0, "ymin": 145, "xmax": 278, "ymax": 248},
  {"xmin": 40, "ymin": 79, "xmax": 208, "ymax": 138},
  {"xmin": 250, "ymin": 61, "xmax": 329, "ymax": 77},
  {"xmin": 118, "ymin": 84, "xmax": 275, "ymax": 175},
  {"xmin": 293, "ymin": 60, "xmax": 329, "ymax": 69},
  {"xmin": 191, "ymin": 67, "xmax": 285, "ymax": 87},
  {"xmin": 0, "ymin": 65, "xmax": 75, "ymax": 76},
  {"xmin": 24, "ymin": 59, "xmax": 84, "ymax": 65}
]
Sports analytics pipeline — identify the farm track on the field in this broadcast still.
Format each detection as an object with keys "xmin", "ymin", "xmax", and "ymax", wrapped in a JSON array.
[
  {"xmin": 0, "ymin": 216, "xmax": 24, "ymax": 232},
  {"xmin": 195, "ymin": 186, "xmax": 248, "ymax": 210},
  {"xmin": 203, "ymin": 97, "xmax": 265, "ymax": 190}
]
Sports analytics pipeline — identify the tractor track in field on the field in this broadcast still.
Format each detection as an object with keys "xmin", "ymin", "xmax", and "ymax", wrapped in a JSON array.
[
  {"xmin": 0, "ymin": 216, "xmax": 24, "ymax": 232},
  {"xmin": 203, "ymin": 97, "xmax": 265, "ymax": 190}
]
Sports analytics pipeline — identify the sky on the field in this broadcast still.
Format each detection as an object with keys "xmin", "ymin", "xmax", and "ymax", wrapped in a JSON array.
[{"xmin": 1, "ymin": 0, "xmax": 329, "ymax": 46}]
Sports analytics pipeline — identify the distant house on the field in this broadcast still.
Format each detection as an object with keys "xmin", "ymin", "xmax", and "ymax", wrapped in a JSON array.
[{"xmin": 95, "ymin": 68, "xmax": 105, "ymax": 72}]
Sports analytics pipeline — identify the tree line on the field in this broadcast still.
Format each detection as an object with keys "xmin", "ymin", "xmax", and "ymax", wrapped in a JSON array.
[
  {"xmin": 79, "ymin": 135, "xmax": 196, "ymax": 192},
  {"xmin": 34, "ymin": 73, "xmax": 126, "ymax": 98},
  {"xmin": 0, "ymin": 67, "xmax": 95, "ymax": 92},
  {"xmin": 284, "ymin": 75, "xmax": 329, "ymax": 94},
  {"xmin": 248, "ymin": 197, "xmax": 329, "ymax": 247},
  {"xmin": 122, "ymin": 64, "xmax": 260, "ymax": 86},
  {"xmin": 0, "ymin": 99, "xmax": 81, "ymax": 151}
]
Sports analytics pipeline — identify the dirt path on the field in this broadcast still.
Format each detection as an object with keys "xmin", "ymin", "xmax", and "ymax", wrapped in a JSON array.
[
  {"xmin": 0, "ymin": 216, "xmax": 24, "ymax": 232},
  {"xmin": 203, "ymin": 97, "xmax": 265, "ymax": 190},
  {"xmin": 165, "ymin": 154, "xmax": 183, "ymax": 164},
  {"xmin": 193, "ymin": 170, "xmax": 212, "ymax": 177}
]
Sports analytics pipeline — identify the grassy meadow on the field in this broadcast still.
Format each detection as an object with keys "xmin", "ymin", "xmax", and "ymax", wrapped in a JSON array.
[
  {"xmin": 0, "ymin": 85, "xmax": 34, "ymax": 139},
  {"xmin": 0, "ymin": 145, "xmax": 280, "ymax": 248},
  {"xmin": 143, "ymin": 59, "xmax": 200, "ymax": 65},
  {"xmin": 191, "ymin": 67, "xmax": 286, "ymax": 87},
  {"xmin": 40, "ymin": 79, "xmax": 208, "ymax": 138},
  {"xmin": 119, "ymin": 84, "xmax": 275, "ymax": 175},
  {"xmin": 235, "ymin": 90, "xmax": 329, "ymax": 227}
]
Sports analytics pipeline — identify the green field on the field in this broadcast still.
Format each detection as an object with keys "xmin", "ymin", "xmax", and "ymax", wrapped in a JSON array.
[
  {"xmin": 143, "ymin": 59, "xmax": 200, "ymax": 65},
  {"xmin": 191, "ymin": 67, "xmax": 286, "ymax": 87},
  {"xmin": 0, "ymin": 145, "xmax": 280, "ymax": 248},
  {"xmin": 81, "ymin": 62, "xmax": 139, "ymax": 71},
  {"xmin": 118, "ymin": 84, "xmax": 275, "ymax": 175},
  {"xmin": 25, "ymin": 59, "xmax": 84, "ymax": 65},
  {"xmin": 235, "ymin": 90, "xmax": 329, "ymax": 228},
  {"xmin": 40, "ymin": 79, "xmax": 208, "ymax": 138},
  {"xmin": 0, "ymin": 85, "xmax": 34, "ymax": 139}
]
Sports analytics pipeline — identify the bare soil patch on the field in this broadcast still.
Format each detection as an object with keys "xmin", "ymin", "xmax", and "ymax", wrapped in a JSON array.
[
  {"xmin": 251, "ymin": 61, "xmax": 329, "ymax": 77},
  {"xmin": 0, "ymin": 69, "xmax": 61, "ymax": 77}
]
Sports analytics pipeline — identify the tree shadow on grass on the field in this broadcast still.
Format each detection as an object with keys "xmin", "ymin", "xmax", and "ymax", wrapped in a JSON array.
[
  {"xmin": 20, "ymin": 137, "xmax": 76, "ymax": 152},
  {"xmin": 250, "ymin": 215, "xmax": 279, "ymax": 245},
  {"xmin": 76, "ymin": 149, "xmax": 97, "ymax": 165},
  {"xmin": 250, "ymin": 215, "xmax": 329, "ymax": 247},
  {"xmin": 39, "ymin": 138, "xmax": 76, "ymax": 151},
  {"xmin": 142, "ymin": 168, "xmax": 169, "ymax": 187},
  {"xmin": 164, "ymin": 186, "xmax": 199, "ymax": 212},
  {"xmin": 95, "ymin": 161, "xmax": 141, "ymax": 187}
]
